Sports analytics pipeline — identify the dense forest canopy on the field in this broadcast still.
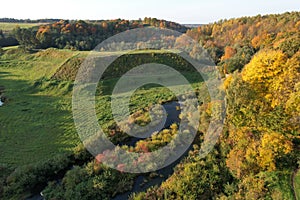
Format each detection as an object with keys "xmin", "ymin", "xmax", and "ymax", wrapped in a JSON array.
[{"xmin": 186, "ymin": 11, "xmax": 300, "ymax": 73}]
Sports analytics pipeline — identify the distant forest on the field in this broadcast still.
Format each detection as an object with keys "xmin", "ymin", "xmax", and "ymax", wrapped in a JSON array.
[
  {"xmin": 0, "ymin": 17, "xmax": 188, "ymax": 50},
  {"xmin": 0, "ymin": 18, "xmax": 61, "ymax": 23}
]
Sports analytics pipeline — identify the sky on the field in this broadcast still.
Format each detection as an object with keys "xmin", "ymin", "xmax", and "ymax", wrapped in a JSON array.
[{"xmin": 1, "ymin": 0, "xmax": 300, "ymax": 24}]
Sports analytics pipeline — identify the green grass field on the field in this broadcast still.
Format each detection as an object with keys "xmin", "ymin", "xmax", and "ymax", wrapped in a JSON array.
[
  {"xmin": 0, "ymin": 22, "xmax": 43, "ymax": 34},
  {"xmin": 0, "ymin": 48, "xmax": 81, "ymax": 167}
]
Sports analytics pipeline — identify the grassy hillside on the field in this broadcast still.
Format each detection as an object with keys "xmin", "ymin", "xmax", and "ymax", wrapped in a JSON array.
[{"xmin": 0, "ymin": 48, "xmax": 81, "ymax": 167}]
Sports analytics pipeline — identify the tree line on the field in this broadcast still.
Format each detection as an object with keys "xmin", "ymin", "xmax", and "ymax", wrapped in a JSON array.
[{"xmin": 9, "ymin": 18, "xmax": 187, "ymax": 50}]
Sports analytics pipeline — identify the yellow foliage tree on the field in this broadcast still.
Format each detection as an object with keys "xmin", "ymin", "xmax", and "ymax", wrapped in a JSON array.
[
  {"xmin": 258, "ymin": 132, "xmax": 293, "ymax": 171},
  {"xmin": 242, "ymin": 50, "xmax": 287, "ymax": 91},
  {"xmin": 270, "ymin": 51, "xmax": 300, "ymax": 107},
  {"xmin": 226, "ymin": 127, "xmax": 260, "ymax": 178}
]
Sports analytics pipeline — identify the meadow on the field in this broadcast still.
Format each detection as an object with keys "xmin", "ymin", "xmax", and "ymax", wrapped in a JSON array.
[
  {"xmin": 0, "ymin": 48, "xmax": 80, "ymax": 169},
  {"xmin": 0, "ymin": 22, "xmax": 42, "ymax": 34}
]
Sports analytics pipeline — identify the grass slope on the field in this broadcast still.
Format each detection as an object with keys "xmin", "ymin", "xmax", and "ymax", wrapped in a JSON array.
[{"xmin": 0, "ymin": 48, "xmax": 81, "ymax": 167}]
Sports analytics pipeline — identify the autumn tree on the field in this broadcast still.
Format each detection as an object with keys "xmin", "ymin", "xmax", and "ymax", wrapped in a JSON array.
[
  {"xmin": 258, "ymin": 132, "xmax": 293, "ymax": 171},
  {"xmin": 242, "ymin": 50, "xmax": 287, "ymax": 95},
  {"xmin": 221, "ymin": 46, "xmax": 236, "ymax": 61}
]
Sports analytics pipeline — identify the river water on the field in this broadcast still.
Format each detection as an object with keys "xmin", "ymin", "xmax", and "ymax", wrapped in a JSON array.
[{"xmin": 112, "ymin": 101, "xmax": 192, "ymax": 200}]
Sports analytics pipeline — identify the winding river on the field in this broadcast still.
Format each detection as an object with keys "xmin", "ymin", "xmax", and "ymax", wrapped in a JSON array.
[{"xmin": 27, "ymin": 101, "xmax": 190, "ymax": 200}]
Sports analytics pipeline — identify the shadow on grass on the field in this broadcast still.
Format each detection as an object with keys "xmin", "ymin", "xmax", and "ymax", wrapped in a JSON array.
[{"xmin": 0, "ymin": 71, "xmax": 78, "ymax": 168}]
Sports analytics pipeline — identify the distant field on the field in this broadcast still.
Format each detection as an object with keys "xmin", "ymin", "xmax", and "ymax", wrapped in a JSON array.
[{"xmin": 0, "ymin": 22, "xmax": 43, "ymax": 33}]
